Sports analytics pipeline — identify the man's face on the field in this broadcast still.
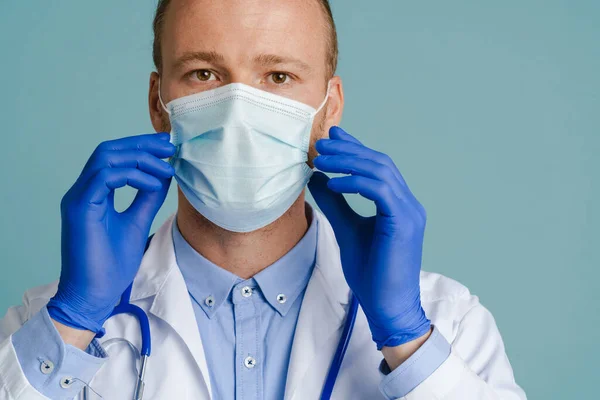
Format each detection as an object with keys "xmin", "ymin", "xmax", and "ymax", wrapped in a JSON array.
[{"xmin": 149, "ymin": 0, "xmax": 344, "ymax": 165}]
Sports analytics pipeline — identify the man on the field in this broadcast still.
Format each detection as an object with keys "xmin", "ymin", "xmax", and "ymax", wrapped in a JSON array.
[{"xmin": 0, "ymin": 0, "xmax": 526, "ymax": 399}]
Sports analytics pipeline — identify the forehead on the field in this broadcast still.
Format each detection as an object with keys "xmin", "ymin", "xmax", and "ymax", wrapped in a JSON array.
[{"xmin": 161, "ymin": 0, "xmax": 328, "ymax": 73}]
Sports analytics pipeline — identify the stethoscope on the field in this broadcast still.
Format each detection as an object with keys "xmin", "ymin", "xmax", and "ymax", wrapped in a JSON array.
[{"xmin": 83, "ymin": 236, "xmax": 359, "ymax": 400}]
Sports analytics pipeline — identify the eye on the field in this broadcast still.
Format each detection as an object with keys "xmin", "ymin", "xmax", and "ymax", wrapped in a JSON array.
[
  {"xmin": 194, "ymin": 70, "xmax": 215, "ymax": 81},
  {"xmin": 270, "ymin": 72, "xmax": 289, "ymax": 84}
]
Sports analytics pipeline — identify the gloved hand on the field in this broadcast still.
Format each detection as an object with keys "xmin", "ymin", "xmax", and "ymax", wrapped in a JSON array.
[
  {"xmin": 47, "ymin": 133, "xmax": 175, "ymax": 336},
  {"xmin": 309, "ymin": 126, "xmax": 431, "ymax": 350}
]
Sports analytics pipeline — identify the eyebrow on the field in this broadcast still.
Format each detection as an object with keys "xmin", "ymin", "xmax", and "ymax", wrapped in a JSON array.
[
  {"xmin": 172, "ymin": 51, "xmax": 312, "ymax": 72},
  {"xmin": 253, "ymin": 54, "xmax": 312, "ymax": 72},
  {"xmin": 173, "ymin": 50, "xmax": 225, "ymax": 70}
]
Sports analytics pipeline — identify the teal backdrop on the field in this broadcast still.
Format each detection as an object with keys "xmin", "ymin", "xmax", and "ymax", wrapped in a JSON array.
[{"xmin": 1, "ymin": 1, "xmax": 598, "ymax": 398}]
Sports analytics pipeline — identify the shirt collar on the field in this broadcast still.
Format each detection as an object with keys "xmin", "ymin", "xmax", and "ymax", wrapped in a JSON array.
[
  {"xmin": 172, "ymin": 220, "xmax": 241, "ymax": 319},
  {"xmin": 253, "ymin": 213, "xmax": 318, "ymax": 316},
  {"xmin": 172, "ymin": 207, "xmax": 318, "ymax": 318}
]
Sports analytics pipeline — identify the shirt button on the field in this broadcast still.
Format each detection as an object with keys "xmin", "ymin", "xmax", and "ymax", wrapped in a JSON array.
[
  {"xmin": 40, "ymin": 359, "xmax": 54, "ymax": 375},
  {"xmin": 241, "ymin": 286, "xmax": 253, "ymax": 298},
  {"xmin": 244, "ymin": 356, "xmax": 257, "ymax": 369},
  {"xmin": 277, "ymin": 294, "xmax": 287, "ymax": 304},
  {"xmin": 60, "ymin": 376, "xmax": 75, "ymax": 389},
  {"xmin": 205, "ymin": 295, "xmax": 215, "ymax": 307}
]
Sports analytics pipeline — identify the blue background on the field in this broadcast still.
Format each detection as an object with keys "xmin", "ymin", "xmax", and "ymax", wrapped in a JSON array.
[{"xmin": 1, "ymin": 1, "xmax": 598, "ymax": 398}]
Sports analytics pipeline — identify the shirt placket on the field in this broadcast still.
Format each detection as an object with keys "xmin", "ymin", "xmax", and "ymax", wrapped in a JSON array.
[{"xmin": 233, "ymin": 282, "xmax": 263, "ymax": 400}]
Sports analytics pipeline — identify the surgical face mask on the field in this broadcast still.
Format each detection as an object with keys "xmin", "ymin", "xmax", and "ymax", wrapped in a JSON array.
[{"xmin": 159, "ymin": 81, "xmax": 330, "ymax": 232}]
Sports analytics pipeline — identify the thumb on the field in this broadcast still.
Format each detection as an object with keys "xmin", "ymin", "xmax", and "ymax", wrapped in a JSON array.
[
  {"xmin": 308, "ymin": 171, "xmax": 357, "ymax": 233},
  {"xmin": 125, "ymin": 177, "xmax": 172, "ymax": 228}
]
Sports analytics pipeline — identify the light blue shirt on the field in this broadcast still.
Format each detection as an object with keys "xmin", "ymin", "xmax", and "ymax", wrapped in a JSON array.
[
  {"xmin": 11, "ymin": 308, "xmax": 106, "ymax": 399},
  {"xmin": 172, "ymin": 215, "xmax": 318, "ymax": 400},
  {"xmin": 11, "ymin": 210, "xmax": 451, "ymax": 399}
]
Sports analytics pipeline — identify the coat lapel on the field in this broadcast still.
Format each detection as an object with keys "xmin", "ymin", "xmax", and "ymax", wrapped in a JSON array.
[
  {"xmin": 284, "ymin": 209, "xmax": 353, "ymax": 400},
  {"xmin": 129, "ymin": 215, "xmax": 213, "ymax": 399}
]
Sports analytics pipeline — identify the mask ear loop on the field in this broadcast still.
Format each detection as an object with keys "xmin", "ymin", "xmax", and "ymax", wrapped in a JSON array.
[
  {"xmin": 306, "ymin": 81, "xmax": 332, "ymax": 170},
  {"xmin": 157, "ymin": 77, "xmax": 177, "ymax": 152},
  {"xmin": 157, "ymin": 78, "xmax": 171, "ymax": 116},
  {"xmin": 313, "ymin": 80, "xmax": 332, "ymax": 116}
]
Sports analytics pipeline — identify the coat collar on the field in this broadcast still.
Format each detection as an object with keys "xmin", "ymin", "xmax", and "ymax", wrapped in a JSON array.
[
  {"xmin": 129, "ymin": 214, "xmax": 213, "ymax": 398},
  {"xmin": 284, "ymin": 205, "xmax": 352, "ymax": 400},
  {"xmin": 128, "ymin": 204, "xmax": 351, "ymax": 400}
]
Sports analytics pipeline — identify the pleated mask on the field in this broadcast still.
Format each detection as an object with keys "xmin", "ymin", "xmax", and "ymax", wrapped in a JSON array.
[{"xmin": 159, "ymin": 81, "xmax": 329, "ymax": 232}]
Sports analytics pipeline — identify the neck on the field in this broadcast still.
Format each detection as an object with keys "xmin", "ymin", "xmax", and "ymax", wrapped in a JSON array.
[{"xmin": 176, "ymin": 188, "xmax": 311, "ymax": 280}]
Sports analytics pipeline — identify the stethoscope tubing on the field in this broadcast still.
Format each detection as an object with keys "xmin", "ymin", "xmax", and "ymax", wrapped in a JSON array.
[{"xmin": 320, "ymin": 293, "xmax": 359, "ymax": 400}]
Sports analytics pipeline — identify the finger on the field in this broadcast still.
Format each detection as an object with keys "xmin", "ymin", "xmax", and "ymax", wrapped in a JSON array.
[
  {"xmin": 82, "ymin": 168, "xmax": 163, "ymax": 205},
  {"xmin": 307, "ymin": 171, "xmax": 358, "ymax": 232},
  {"xmin": 314, "ymin": 155, "xmax": 410, "ymax": 201},
  {"xmin": 328, "ymin": 126, "xmax": 363, "ymax": 145},
  {"xmin": 124, "ymin": 176, "xmax": 172, "ymax": 226},
  {"xmin": 316, "ymin": 137, "xmax": 409, "ymax": 186},
  {"xmin": 315, "ymin": 137, "xmax": 365, "ymax": 157},
  {"xmin": 93, "ymin": 133, "xmax": 175, "ymax": 159},
  {"xmin": 327, "ymin": 175, "xmax": 398, "ymax": 217},
  {"xmin": 77, "ymin": 150, "xmax": 175, "ymax": 185}
]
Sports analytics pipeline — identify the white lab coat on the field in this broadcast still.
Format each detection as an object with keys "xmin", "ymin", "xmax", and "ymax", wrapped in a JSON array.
[{"xmin": 0, "ymin": 209, "xmax": 526, "ymax": 400}]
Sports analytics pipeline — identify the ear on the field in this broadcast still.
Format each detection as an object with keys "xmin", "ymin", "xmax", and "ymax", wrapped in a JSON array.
[
  {"xmin": 323, "ymin": 76, "xmax": 344, "ymax": 134},
  {"xmin": 307, "ymin": 76, "xmax": 344, "ymax": 167},
  {"xmin": 148, "ymin": 72, "xmax": 170, "ymax": 132}
]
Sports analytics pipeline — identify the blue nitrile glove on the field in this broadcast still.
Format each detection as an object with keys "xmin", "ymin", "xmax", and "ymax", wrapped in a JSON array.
[
  {"xmin": 309, "ymin": 126, "xmax": 431, "ymax": 350},
  {"xmin": 47, "ymin": 133, "xmax": 175, "ymax": 336}
]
